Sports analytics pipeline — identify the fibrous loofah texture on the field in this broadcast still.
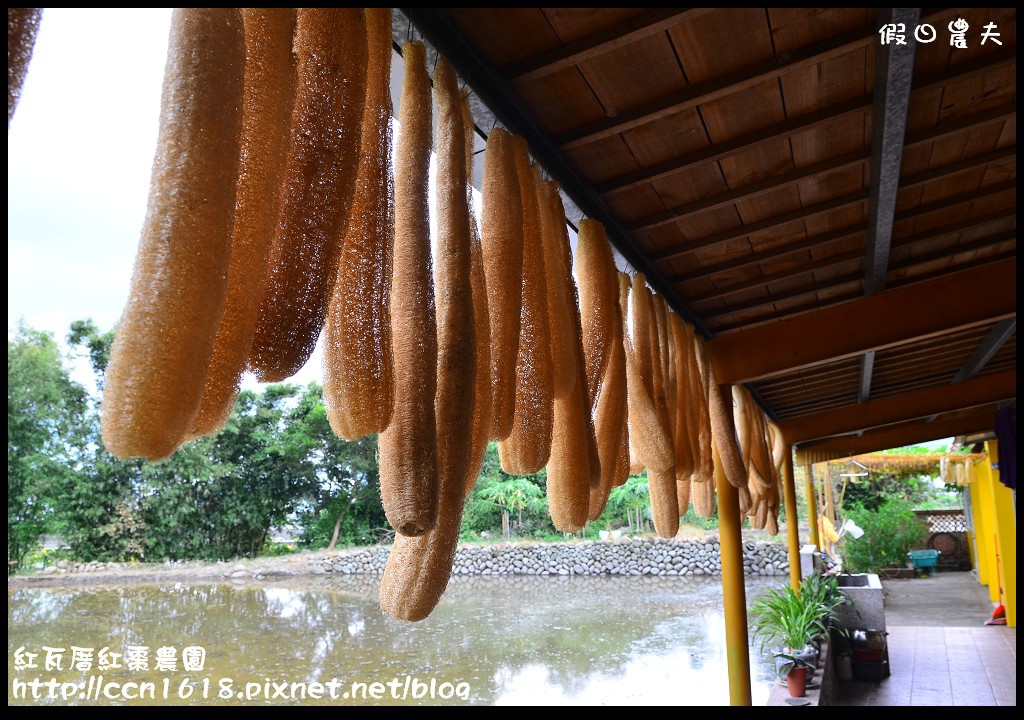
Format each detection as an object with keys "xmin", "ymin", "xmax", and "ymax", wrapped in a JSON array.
[
  {"xmin": 626, "ymin": 276, "xmax": 677, "ymax": 536},
  {"xmin": 479, "ymin": 128, "xmax": 523, "ymax": 441},
  {"xmin": 540, "ymin": 182, "xmax": 577, "ymax": 401},
  {"xmin": 589, "ymin": 271, "xmax": 628, "ymax": 521},
  {"xmin": 8, "ymin": 8, "xmax": 42, "ymax": 127},
  {"xmin": 498, "ymin": 139, "xmax": 553, "ymax": 475},
  {"xmin": 707, "ymin": 362, "xmax": 747, "ymax": 489},
  {"xmin": 668, "ymin": 313, "xmax": 695, "ymax": 486},
  {"xmin": 462, "ymin": 92, "xmax": 492, "ymax": 497},
  {"xmin": 545, "ymin": 190, "xmax": 596, "ymax": 532},
  {"xmin": 379, "ymin": 56, "xmax": 477, "ymax": 623},
  {"xmin": 378, "ymin": 40, "xmax": 438, "ymax": 538},
  {"xmin": 576, "ymin": 219, "xmax": 618, "ymax": 411},
  {"xmin": 101, "ymin": 9, "xmax": 245, "ymax": 461},
  {"xmin": 690, "ymin": 334, "xmax": 716, "ymax": 484},
  {"xmin": 580, "ymin": 224, "xmax": 627, "ymax": 520},
  {"xmin": 323, "ymin": 7, "xmax": 395, "ymax": 441},
  {"xmin": 188, "ymin": 8, "xmax": 298, "ymax": 440},
  {"xmin": 248, "ymin": 8, "xmax": 368, "ymax": 383}
]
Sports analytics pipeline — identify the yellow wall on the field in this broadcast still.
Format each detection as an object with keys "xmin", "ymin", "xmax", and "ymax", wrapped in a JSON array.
[
  {"xmin": 984, "ymin": 440, "xmax": 1016, "ymax": 628},
  {"xmin": 969, "ymin": 477, "xmax": 991, "ymax": 587}
]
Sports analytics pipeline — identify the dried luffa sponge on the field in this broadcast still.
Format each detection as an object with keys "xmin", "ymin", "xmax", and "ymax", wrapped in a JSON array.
[
  {"xmin": 101, "ymin": 9, "xmax": 245, "ymax": 461},
  {"xmin": 8, "ymin": 8, "xmax": 42, "ymax": 127},
  {"xmin": 378, "ymin": 40, "xmax": 438, "ymax": 538},
  {"xmin": 479, "ymin": 127, "xmax": 523, "ymax": 441},
  {"xmin": 323, "ymin": 6, "xmax": 395, "ymax": 440},
  {"xmin": 462, "ymin": 92, "xmax": 492, "ymax": 497},
  {"xmin": 498, "ymin": 139, "xmax": 553, "ymax": 475},
  {"xmin": 380, "ymin": 57, "xmax": 476, "ymax": 622},
  {"xmin": 545, "ymin": 188, "xmax": 597, "ymax": 532},
  {"xmin": 188, "ymin": 8, "xmax": 298, "ymax": 439},
  {"xmin": 248, "ymin": 8, "xmax": 368, "ymax": 382}
]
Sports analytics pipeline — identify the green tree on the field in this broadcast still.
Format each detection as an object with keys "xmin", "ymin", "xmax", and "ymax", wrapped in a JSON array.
[
  {"xmin": 481, "ymin": 475, "xmax": 546, "ymax": 538},
  {"xmin": 59, "ymin": 318, "xmax": 146, "ymax": 562},
  {"xmin": 8, "ymin": 324, "xmax": 89, "ymax": 571},
  {"xmin": 842, "ymin": 497, "xmax": 928, "ymax": 573},
  {"xmin": 289, "ymin": 385, "xmax": 386, "ymax": 550},
  {"xmin": 607, "ymin": 474, "xmax": 651, "ymax": 533}
]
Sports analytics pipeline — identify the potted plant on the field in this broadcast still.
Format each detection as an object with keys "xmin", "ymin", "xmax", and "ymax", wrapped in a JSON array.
[
  {"xmin": 749, "ymin": 582, "xmax": 827, "ymax": 694},
  {"xmin": 775, "ymin": 651, "xmax": 812, "ymax": 698},
  {"xmin": 799, "ymin": 569, "xmax": 853, "ymax": 649}
]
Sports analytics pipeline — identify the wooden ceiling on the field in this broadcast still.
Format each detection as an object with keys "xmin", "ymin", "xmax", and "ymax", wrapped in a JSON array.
[{"xmin": 397, "ymin": 8, "xmax": 1016, "ymax": 461}]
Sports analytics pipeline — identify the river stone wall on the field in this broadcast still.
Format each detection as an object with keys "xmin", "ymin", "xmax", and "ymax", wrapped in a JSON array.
[{"xmin": 313, "ymin": 537, "xmax": 789, "ymax": 577}]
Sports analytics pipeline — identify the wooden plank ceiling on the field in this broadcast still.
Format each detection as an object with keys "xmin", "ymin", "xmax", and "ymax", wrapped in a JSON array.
[{"xmin": 398, "ymin": 7, "xmax": 1016, "ymax": 458}]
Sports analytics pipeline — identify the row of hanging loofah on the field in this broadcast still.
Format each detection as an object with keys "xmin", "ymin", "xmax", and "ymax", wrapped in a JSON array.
[{"xmin": 93, "ymin": 9, "xmax": 784, "ymax": 621}]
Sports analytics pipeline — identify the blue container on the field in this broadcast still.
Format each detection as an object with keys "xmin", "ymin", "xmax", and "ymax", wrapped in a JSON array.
[{"xmin": 907, "ymin": 549, "xmax": 940, "ymax": 569}]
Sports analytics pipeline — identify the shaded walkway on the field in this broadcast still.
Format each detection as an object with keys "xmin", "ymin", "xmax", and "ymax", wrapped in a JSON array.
[{"xmin": 832, "ymin": 571, "xmax": 1015, "ymax": 706}]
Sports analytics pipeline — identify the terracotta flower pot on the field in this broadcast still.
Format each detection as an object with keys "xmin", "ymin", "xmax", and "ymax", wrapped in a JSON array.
[{"xmin": 786, "ymin": 665, "xmax": 808, "ymax": 697}]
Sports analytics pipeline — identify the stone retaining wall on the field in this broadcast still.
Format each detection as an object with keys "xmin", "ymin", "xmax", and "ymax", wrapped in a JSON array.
[{"xmin": 314, "ymin": 537, "xmax": 789, "ymax": 577}]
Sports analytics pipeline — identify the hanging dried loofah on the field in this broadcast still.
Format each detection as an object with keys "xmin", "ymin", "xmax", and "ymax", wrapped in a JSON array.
[
  {"xmin": 576, "ymin": 219, "xmax": 619, "ymax": 410},
  {"xmin": 101, "ymin": 8, "xmax": 246, "ymax": 461},
  {"xmin": 247, "ymin": 8, "xmax": 368, "ymax": 383},
  {"xmin": 589, "ymin": 264, "xmax": 629, "ymax": 522},
  {"xmin": 8, "ymin": 8, "xmax": 43, "ymax": 128},
  {"xmin": 323, "ymin": 6, "xmax": 396, "ymax": 441},
  {"xmin": 498, "ymin": 140, "xmax": 553, "ymax": 475},
  {"xmin": 479, "ymin": 128, "xmax": 524, "ymax": 441},
  {"xmin": 544, "ymin": 188, "xmax": 595, "ymax": 532},
  {"xmin": 462, "ymin": 92, "xmax": 492, "ymax": 497},
  {"xmin": 378, "ymin": 40, "xmax": 438, "ymax": 538},
  {"xmin": 188, "ymin": 8, "xmax": 298, "ymax": 440},
  {"xmin": 379, "ymin": 55, "xmax": 477, "ymax": 623},
  {"xmin": 707, "ymin": 361, "xmax": 747, "ymax": 489}
]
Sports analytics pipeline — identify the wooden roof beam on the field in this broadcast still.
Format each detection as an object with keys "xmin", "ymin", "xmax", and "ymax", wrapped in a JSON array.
[
  {"xmin": 952, "ymin": 319, "xmax": 1017, "ymax": 383},
  {"xmin": 778, "ymin": 369, "xmax": 1015, "ymax": 444},
  {"xmin": 504, "ymin": 8, "xmax": 713, "ymax": 86},
  {"xmin": 706, "ymin": 257, "xmax": 1016, "ymax": 384},
  {"xmin": 558, "ymin": 8, "xmax": 965, "ymax": 150},
  {"xmin": 793, "ymin": 405, "xmax": 1004, "ymax": 460}
]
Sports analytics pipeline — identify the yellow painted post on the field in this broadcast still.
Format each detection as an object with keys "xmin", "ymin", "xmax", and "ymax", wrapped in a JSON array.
[
  {"xmin": 969, "ymin": 474, "xmax": 990, "ymax": 587},
  {"xmin": 975, "ymin": 456, "xmax": 1002, "ymax": 604},
  {"xmin": 715, "ymin": 453, "xmax": 752, "ymax": 706},
  {"xmin": 783, "ymin": 448, "xmax": 802, "ymax": 592},
  {"xmin": 823, "ymin": 467, "xmax": 838, "ymax": 557},
  {"xmin": 985, "ymin": 440, "xmax": 1016, "ymax": 628},
  {"xmin": 804, "ymin": 462, "xmax": 820, "ymax": 549}
]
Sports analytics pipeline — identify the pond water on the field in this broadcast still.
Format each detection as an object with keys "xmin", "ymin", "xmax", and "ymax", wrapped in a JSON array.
[{"xmin": 9, "ymin": 574, "xmax": 783, "ymax": 706}]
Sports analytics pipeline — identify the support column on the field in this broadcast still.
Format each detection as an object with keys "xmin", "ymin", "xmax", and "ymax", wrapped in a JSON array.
[
  {"xmin": 783, "ymin": 448, "xmax": 802, "ymax": 592},
  {"xmin": 804, "ymin": 462, "xmax": 820, "ymax": 549},
  {"xmin": 984, "ymin": 440, "xmax": 1016, "ymax": 627},
  {"xmin": 713, "ymin": 384, "xmax": 751, "ymax": 707},
  {"xmin": 824, "ymin": 470, "xmax": 839, "ymax": 557},
  {"xmin": 717, "ymin": 458, "xmax": 752, "ymax": 706}
]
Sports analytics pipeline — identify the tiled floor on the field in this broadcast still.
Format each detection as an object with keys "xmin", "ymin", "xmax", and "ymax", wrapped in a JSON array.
[
  {"xmin": 830, "ymin": 571, "xmax": 1016, "ymax": 706},
  {"xmin": 832, "ymin": 625, "xmax": 1016, "ymax": 706}
]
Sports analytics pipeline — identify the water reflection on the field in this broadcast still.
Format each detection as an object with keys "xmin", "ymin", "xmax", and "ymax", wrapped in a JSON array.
[{"xmin": 8, "ymin": 575, "xmax": 783, "ymax": 705}]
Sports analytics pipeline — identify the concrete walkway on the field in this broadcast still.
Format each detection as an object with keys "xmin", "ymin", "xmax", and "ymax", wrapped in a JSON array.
[{"xmin": 831, "ymin": 571, "xmax": 1015, "ymax": 706}]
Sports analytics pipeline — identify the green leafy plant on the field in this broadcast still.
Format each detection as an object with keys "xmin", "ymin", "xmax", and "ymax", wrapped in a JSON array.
[
  {"xmin": 749, "ymin": 583, "xmax": 827, "ymax": 655},
  {"xmin": 842, "ymin": 497, "xmax": 928, "ymax": 573},
  {"xmin": 799, "ymin": 569, "xmax": 852, "ymax": 638}
]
